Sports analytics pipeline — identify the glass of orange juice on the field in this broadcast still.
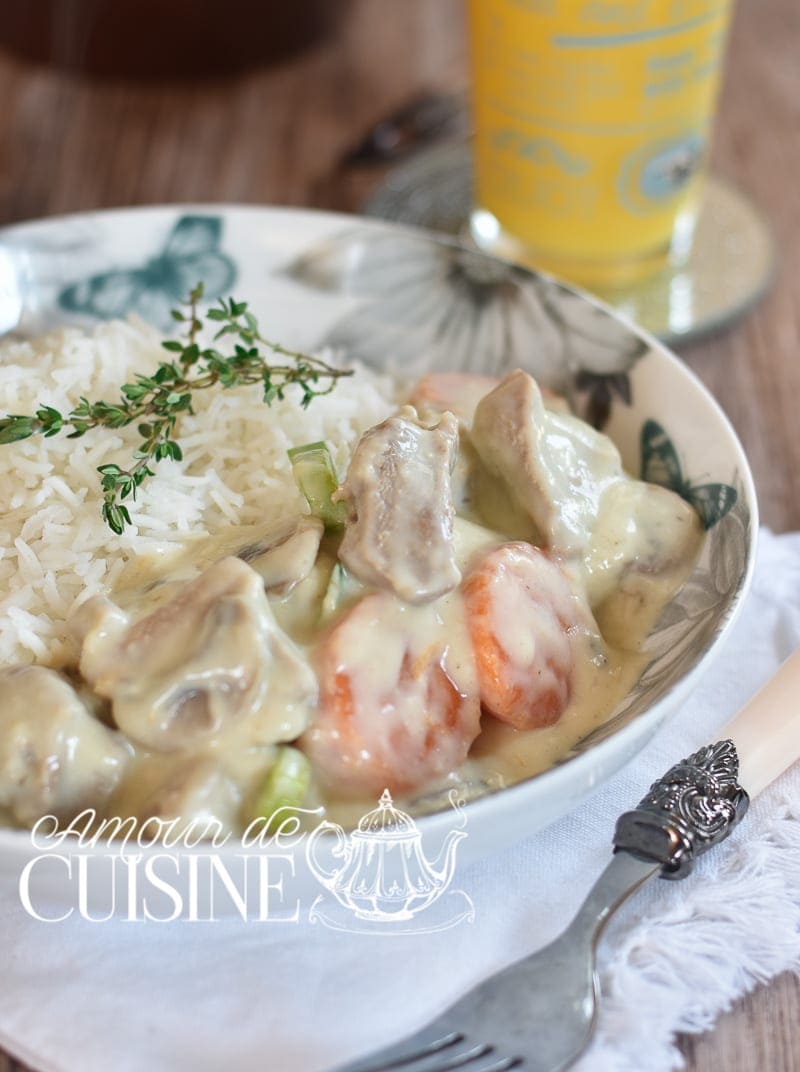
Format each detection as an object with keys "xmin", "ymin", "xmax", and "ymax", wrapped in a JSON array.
[{"xmin": 468, "ymin": 0, "xmax": 733, "ymax": 292}]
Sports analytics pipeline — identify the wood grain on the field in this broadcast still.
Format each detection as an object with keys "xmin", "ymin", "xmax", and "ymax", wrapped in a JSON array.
[
  {"xmin": 681, "ymin": 0, "xmax": 800, "ymax": 535},
  {"xmin": 0, "ymin": 0, "xmax": 798, "ymax": 1069}
]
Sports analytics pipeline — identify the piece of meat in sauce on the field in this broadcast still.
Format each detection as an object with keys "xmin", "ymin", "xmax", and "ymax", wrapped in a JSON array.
[
  {"xmin": 69, "ymin": 556, "xmax": 316, "ymax": 753},
  {"xmin": 0, "ymin": 666, "xmax": 130, "ymax": 826},
  {"xmin": 471, "ymin": 369, "xmax": 622, "ymax": 555},
  {"xmin": 584, "ymin": 480, "xmax": 701, "ymax": 610},
  {"xmin": 470, "ymin": 370, "xmax": 701, "ymax": 604},
  {"xmin": 336, "ymin": 406, "xmax": 462, "ymax": 604}
]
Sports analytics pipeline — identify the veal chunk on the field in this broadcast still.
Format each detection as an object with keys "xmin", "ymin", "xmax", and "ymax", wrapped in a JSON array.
[
  {"xmin": 471, "ymin": 370, "xmax": 702, "ymax": 611},
  {"xmin": 336, "ymin": 407, "xmax": 461, "ymax": 604},
  {"xmin": 471, "ymin": 369, "xmax": 621, "ymax": 555}
]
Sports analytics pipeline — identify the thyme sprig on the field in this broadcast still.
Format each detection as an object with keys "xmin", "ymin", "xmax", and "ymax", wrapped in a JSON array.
[{"xmin": 0, "ymin": 284, "xmax": 352, "ymax": 534}]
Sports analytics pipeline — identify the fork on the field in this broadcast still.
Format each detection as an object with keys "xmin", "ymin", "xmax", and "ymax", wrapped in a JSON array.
[{"xmin": 331, "ymin": 649, "xmax": 800, "ymax": 1072}]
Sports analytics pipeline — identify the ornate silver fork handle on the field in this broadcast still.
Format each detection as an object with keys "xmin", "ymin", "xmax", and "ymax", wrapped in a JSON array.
[{"xmin": 330, "ymin": 649, "xmax": 800, "ymax": 1072}]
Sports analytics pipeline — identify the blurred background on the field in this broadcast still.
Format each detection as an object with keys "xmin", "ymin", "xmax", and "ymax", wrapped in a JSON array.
[
  {"xmin": 3, "ymin": 0, "xmax": 792, "ymax": 526},
  {"xmin": 0, "ymin": 3, "xmax": 798, "ymax": 1064}
]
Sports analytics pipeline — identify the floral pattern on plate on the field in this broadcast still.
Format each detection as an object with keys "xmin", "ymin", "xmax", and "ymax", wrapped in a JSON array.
[{"xmin": 285, "ymin": 227, "xmax": 647, "ymax": 429}]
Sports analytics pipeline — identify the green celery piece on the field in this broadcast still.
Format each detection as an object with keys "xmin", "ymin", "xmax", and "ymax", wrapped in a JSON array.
[
  {"xmin": 255, "ymin": 746, "xmax": 312, "ymax": 832},
  {"xmin": 287, "ymin": 440, "xmax": 347, "ymax": 529}
]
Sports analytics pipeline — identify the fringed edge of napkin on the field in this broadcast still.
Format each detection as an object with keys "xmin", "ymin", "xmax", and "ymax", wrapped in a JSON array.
[{"xmin": 578, "ymin": 791, "xmax": 800, "ymax": 1071}]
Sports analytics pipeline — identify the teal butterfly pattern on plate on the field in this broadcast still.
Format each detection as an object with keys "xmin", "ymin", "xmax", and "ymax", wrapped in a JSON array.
[
  {"xmin": 641, "ymin": 418, "xmax": 737, "ymax": 529},
  {"xmin": 58, "ymin": 215, "xmax": 236, "ymax": 329}
]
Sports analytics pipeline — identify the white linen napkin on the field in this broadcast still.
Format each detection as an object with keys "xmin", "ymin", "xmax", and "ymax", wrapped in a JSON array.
[{"xmin": 1, "ymin": 528, "xmax": 799, "ymax": 1072}]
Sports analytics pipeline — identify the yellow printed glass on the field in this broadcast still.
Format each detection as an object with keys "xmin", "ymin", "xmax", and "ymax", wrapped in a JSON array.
[{"xmin": 468, "ymin": 0, "xmax": 733, "ymax": 291}]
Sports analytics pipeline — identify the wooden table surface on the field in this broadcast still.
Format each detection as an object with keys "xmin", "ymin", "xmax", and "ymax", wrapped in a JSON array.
[{"xmin": 0, "ymin": 0, "xmax": 798, "ymax": 1069}]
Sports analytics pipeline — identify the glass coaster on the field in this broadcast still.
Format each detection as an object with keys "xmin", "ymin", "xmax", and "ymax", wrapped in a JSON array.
[{"xmin": 363, "ymin": 142, "xmax": 774, "ymax": 347}]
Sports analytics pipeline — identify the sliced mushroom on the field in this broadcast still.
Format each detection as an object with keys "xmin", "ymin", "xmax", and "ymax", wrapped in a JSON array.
[
  {"xmin": 70, "ymin": 557, "xmax": 317, "ymax": 753},
  {"xmin": 0, "ymin": 666, "xmax": 130, "ymax": 826},
  {"xmin": 69, "ymin": 594, "xmax": 130, "ymax": 684},
  {"xmin": 239, "ymin": 515, "xmax": 324, "ymax": 595},
  {"xmin": 336, "ymin": 406, "xmax": 462, "ymax": 604}
]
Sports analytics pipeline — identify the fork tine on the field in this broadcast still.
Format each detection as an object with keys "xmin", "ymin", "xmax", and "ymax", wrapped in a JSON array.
[
  {"xmin": 332, "ymin": 1027, "xmax": 463, "ymax": 1072},
  {"xmin": 468, "ymin": 1058, "xmax": 524, "ymax": 1072},
  {"xmin": 409, "ymin": 1041, "xmax": 492, "ymax": 1071},
  {"xmin": 469, "ymin": 1059, "xmax": 521, "ymax": 1067},
  {"xmin": 334, "ymin": 1031, "xmax": 522, "ymax": 1072}
]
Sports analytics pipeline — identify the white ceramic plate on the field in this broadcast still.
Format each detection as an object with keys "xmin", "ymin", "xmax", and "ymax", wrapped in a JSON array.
[{"xmin": 0, "ymin": 206, "xmax": 757, "ymax": 910}]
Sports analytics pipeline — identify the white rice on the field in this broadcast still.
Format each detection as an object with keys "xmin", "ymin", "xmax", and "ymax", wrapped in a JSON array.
[{"xmin": 0, "ymin": 317, "xmax": 399, "ymax": 665}]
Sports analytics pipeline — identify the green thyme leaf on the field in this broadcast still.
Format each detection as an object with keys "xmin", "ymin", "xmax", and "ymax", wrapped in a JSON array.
[
  {"xmin": 0, "ymin": 284, "xmax": 352, "ymax": 535},
  {"xmin": 0, "ymin": 416, "xmax": 37, "ymax": 444}
]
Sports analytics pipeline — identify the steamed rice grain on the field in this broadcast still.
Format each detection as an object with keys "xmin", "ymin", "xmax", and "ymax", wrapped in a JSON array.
[{"xmin": 0, "ymin": 317, "xmax": 398, "ymax": 665}]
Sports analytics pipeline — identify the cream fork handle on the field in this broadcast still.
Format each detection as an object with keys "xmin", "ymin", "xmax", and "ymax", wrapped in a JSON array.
[{"xmin": 723, "ymin": 648, "xmax": 800, "ymax": 797}]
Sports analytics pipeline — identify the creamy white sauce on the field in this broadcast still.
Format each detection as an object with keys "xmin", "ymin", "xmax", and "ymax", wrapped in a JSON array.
[{"xmin": 0, "ymin": 370, "xmax": 702, "ymax": 835}]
